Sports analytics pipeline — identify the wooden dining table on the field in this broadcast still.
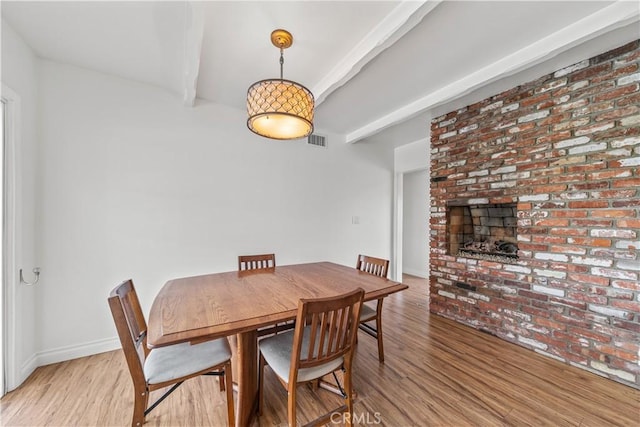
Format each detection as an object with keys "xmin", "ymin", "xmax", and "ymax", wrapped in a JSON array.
[{"xmin": 147, "ymin": 261, "xmax": 408, "ymax": 426}]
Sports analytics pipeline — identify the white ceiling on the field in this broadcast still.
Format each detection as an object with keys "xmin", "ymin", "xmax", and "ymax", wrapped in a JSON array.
[{"xmin": 2, "ymin": 1, "xmax": 639, "ymax": 145}]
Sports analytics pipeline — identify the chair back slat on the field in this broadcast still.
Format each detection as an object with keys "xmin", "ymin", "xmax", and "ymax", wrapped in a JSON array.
[
  {"xmin": 290, "ymin": 288, "xmax": 364, "ymax": 378},
  {"xmin": 306, "ymin": 314, "xmax": 320, "ymax": 361},
  {"xmin": 335, "ymin": 306, "xmax": 347, "ymax": 346},
  {"xmin": 238, "ymin": 253, "xmax": 276, "ymax": 271},
  {"xmin": 108, "ymin": 280, "xmax": 148, "ymax": 390},
  {"xmin": 326, "ymin": 310, "xmax": 338, "ymax": 352},
  {"xmin": 356, "ymin": 254, "xmax": 389, "ymax": 278}
]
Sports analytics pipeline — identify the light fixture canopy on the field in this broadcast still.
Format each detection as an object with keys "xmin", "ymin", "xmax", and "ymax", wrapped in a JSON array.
[{"xmin": 247, "ymin": 29, "xmax": 314, "ymax": 140}]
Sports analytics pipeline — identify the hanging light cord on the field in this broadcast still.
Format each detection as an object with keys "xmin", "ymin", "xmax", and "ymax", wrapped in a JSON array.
[{"xmin": 279, "ymin": 46, "xmax": 284, "ymax": 80}]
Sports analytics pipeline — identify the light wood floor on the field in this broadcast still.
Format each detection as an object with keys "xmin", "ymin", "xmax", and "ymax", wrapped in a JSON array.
[{"xmin": 1, "ymin": 275, "xmax": 638, "ymax": 426}]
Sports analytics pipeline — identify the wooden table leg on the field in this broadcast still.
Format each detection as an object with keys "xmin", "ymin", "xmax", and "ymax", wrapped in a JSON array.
[{"xmin": 236, "ymin": 330, "xmax": 258, "ymax": 427}]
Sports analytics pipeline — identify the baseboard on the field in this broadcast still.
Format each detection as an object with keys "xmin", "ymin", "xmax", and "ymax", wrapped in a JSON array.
[
  {"xmin": 9, "ymin": 338, "xmax": 121, "ymax": 392},
  {"xmin": 34, "ymin": 337, "xmax": 121, "ymax": 367},
  {"xmin": 403, "ymin": 267, "xmax": 429, "ymax": 278},
  {"xmin": 16, "ymin": 353, "xmax": 38, "ymax": 391}
]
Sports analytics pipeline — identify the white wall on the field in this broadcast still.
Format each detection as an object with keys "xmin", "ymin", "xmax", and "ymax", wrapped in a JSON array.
[
  {"xmin": 35, "ymin": 60, "xmax": 394, "ymax": 363},
  {"xmin": 394, "ymin": 138, "xmax": 429, "ymax": 173},
  {"xmin": 1, "ymin": 20, "xmax": 40, "ymax": 389}
]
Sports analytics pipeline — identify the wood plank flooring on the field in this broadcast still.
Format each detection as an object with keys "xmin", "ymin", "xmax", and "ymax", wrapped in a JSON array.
[{"xmin": 1, "ymin": 275, "xmax": 638, "ymax": 426}]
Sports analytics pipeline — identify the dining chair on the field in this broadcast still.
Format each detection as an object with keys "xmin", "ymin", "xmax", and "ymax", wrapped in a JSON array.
[
  {"xmin": 355, "ymin": 254, "xmax": 389, "ymax": 362},
  {"xmin": 108, "ymin": 280, "xmax": 235, "ymax": 427},
  {"xmin": 238, "ymin": 253, "xmax": 276, "ymax": 271},
  {"xmin": 238, "ymin": 253, "xmax": 294, "ymax": 336},
  {"xmin": 258, "ymin": 287, "xmax": 364, "ymax": 427}
]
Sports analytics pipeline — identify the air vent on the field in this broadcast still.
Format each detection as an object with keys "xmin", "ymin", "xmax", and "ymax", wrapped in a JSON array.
[
  {"xmin": 307, "ymin": 133, "xmax": 327, "ymax": 148},
  {"xmin": 455, "ymin": 281, "xmax": 477, "ymax": 292}
]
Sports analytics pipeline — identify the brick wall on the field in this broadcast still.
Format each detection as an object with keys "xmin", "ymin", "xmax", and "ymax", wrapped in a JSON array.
[{"xmin": 430, "ymin": 40, "xmax": 639, "ymax": 388}]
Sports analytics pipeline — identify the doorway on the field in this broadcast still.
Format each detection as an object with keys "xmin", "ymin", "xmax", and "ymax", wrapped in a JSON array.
[
  {"xmin": 402, "ymin": 169, "xmax": 429, "ymax": 278},
  {"xmin": 392, "ymin": 139, "xmax": 430, "ymax": 282}
]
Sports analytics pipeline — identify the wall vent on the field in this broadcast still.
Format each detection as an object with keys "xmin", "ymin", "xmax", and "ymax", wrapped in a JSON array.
[
  {"xmin": 308, "ymin": 133, "xmax": 327, "ymax": 148},
  {"xmin": 455, "ymin": 281, "xmax": 477, "ymax": 292}
]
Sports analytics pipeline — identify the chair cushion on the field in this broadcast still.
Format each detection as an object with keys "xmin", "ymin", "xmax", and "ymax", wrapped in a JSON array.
[
  {"xmin": 144, "ymin": 338, "xmax": 232, "ymax": 385},
  {"xmin": 359, "ymin": 302, "xmax": 377, "ymax": 321},
  {"xmin": 259, "ymin": 326, "xmax": 344, "ymax": 383}
]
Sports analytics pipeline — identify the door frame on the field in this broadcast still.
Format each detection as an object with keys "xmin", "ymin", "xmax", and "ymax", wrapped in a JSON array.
[
  {"xmin": 2, "ymin": 84, "xmax": 19, "ymax": 395},
  {"xmin": 392, "ymin": 172, "xmax": 403, "ymax": 281}
]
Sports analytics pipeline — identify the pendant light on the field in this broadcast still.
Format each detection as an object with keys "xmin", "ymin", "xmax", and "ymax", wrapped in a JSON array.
[{"xmin": 247, "ymin": 29, "xmax": 314, "ymax": 140}]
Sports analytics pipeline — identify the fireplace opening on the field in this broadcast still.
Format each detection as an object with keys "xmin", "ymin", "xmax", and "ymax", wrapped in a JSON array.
[{"xmin": 448, "ymin": 202, "xmax": 518, "ymax": 262}]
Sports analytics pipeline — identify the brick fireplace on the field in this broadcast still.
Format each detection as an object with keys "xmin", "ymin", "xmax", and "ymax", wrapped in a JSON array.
[
  {"xmin": 430, "ymin": 41, "xmax": 639, "ymax": 388},
  {"xmin": 448, "ymin": 201, "xmax": 518, "ymax": 262}
]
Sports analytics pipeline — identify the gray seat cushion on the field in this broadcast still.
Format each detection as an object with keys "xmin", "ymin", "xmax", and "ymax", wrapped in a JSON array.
[
  {"xmin": 144, "ymin": 338, "xmax": 232, "ymax": 385},
  {"xmin": 259, "ymin": 326, "xmax": 344, "ymax": 383},
  {"xmin": 359, "ymin": 302, "xmax": 376, "ymax": 321}
]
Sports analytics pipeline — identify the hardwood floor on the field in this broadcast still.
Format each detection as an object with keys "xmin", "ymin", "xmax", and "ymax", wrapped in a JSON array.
[{"xmin": 1, "ymin": 275, "xmax": 638, "ymax": 426}]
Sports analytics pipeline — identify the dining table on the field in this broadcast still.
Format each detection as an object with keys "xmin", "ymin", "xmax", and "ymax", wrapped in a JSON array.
[{"xmin": 147, "ymin": 261, "xmax": 408, "ymax": 426}]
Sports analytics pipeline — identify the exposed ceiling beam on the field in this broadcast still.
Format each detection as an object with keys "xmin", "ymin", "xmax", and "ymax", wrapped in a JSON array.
[
  {"xmin": 182, "ymin": 1, "xmax": 205, "ymax": 107},
  {"xmin": 313, "ymin": 0, "xmax": 442, "ymax": 106},
  {"xmin": 345, "ymin": 0, "xmax": 640, "ymax": 143}
]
